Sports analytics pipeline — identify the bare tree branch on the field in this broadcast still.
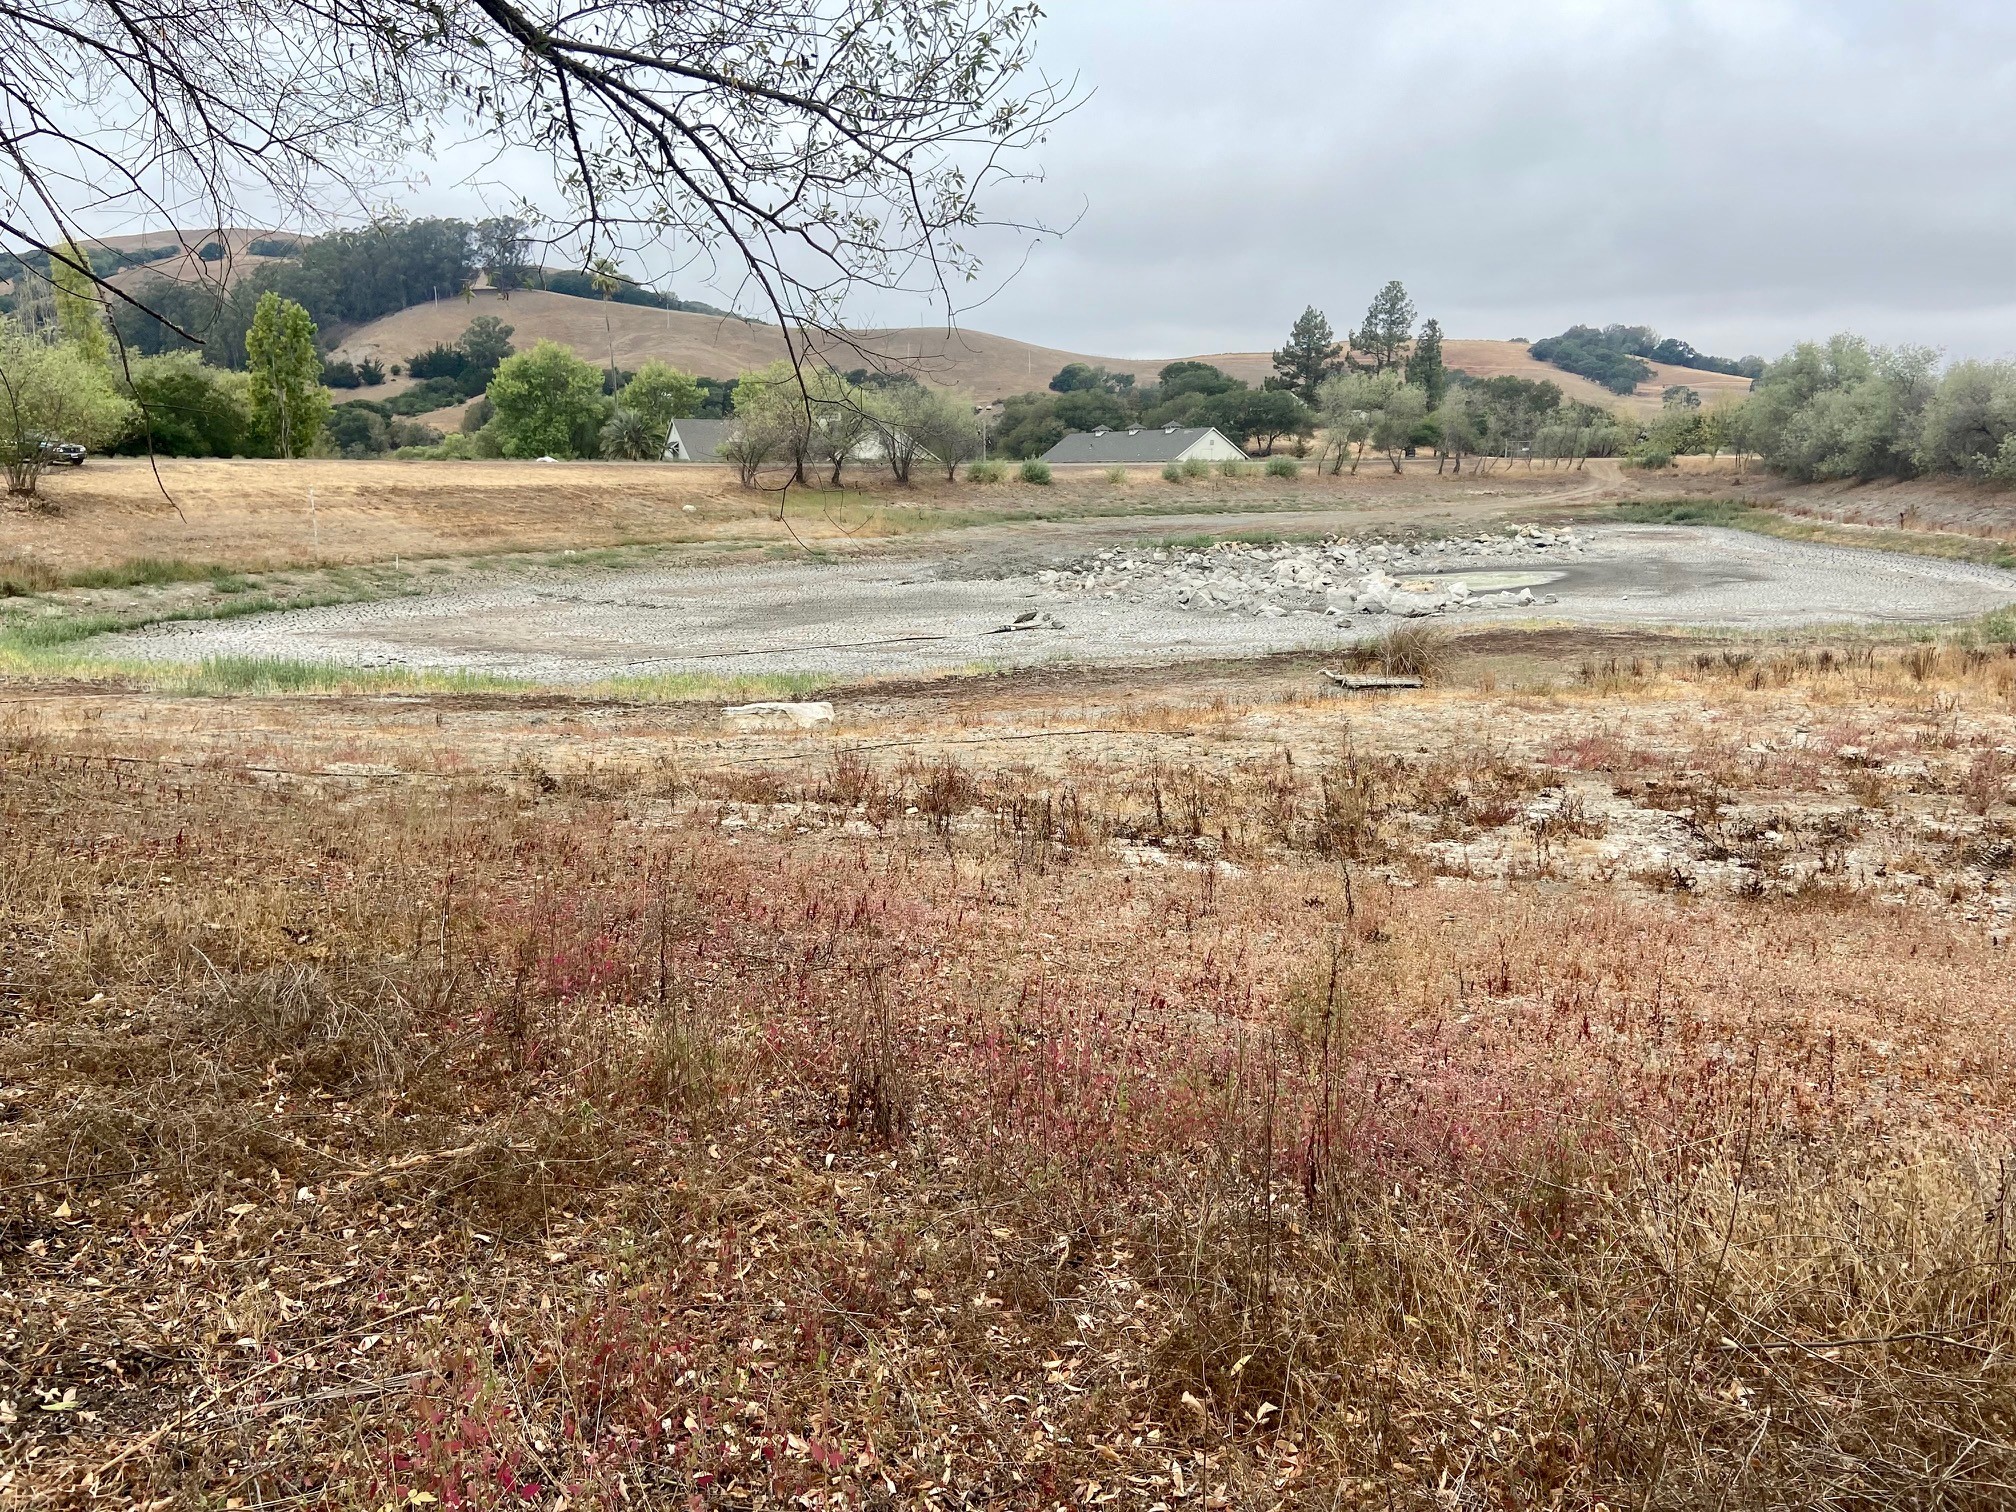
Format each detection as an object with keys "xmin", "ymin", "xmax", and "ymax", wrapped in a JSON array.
[{"xmin": 0, "ymin": 0, "xmax": 1072, "ymax": 344}]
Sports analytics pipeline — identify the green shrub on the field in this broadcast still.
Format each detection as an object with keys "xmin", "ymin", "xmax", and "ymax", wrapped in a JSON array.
[
  {"xmin": 1018, "ymin": 459, "xmax": 1052, "ymax": 485},
  {"xmin": 1181, "ymin": 457, "xmax": 1209, "ymax": 479},
  {"xmin": 396, "ymin": 432, "xmax": 476, "ymax": 460},
  {"xmin": 1265, "ymin": 456, "xmax": 1299, "ymax": 478},
  {"xmin": 965, "ymin": 459, "xmax": 1005, "ymax": 483},
  {"xmin": 1162, "ymin": 462, "xmax": 1184, "ymax": 482},
  {"xmin": 382, "ymin": 376, "xmax": 465, "ymax": 416},
  {"xmin": 1105, "ymin": 466, "xmax": 1128, "ymax": 484},
  {"xmin": 1219, "ymin": 459, "xmax": 1251, "ymax": 478},
  {"xmin": 1633, "ymin": 449, "xmax": 1674, "ymax": 470}
]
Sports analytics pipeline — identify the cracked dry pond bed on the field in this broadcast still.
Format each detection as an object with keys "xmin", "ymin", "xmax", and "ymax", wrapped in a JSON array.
[{"xmin": 89, "ymin": 523, "xmax": 2016, "ymax": 682}]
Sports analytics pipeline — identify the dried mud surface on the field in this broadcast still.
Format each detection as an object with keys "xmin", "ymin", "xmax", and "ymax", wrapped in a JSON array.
[{"xmin": 96, "ymin": 524, "xmax": 2016, "ymax": 682}]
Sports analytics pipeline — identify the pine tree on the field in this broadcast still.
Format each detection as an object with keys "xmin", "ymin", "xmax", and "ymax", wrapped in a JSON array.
[
  {"xmin": 245, "ymin": 291, "xmax": 329, "ymax": 458},
  {"xmin": 1406, "ymin": 317, "xmax": 1448, "ymax": 406},
  {"xmin": 1271, "ymin": 306, "xmax": 1343, "ymax": 402},
  {"xmin": 1348, "ymin": 280, "xmax": 1417, "ymax": 374}
]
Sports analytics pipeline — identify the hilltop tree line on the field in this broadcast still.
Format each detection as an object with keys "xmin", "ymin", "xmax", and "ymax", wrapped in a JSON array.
[
  {"xmin": 8, "ymin": 218, "xmax": 737, "ymax": 376},
  {"xmin": 1529, "ymin": 323, "xmax": 1767, "ymax": 395}
]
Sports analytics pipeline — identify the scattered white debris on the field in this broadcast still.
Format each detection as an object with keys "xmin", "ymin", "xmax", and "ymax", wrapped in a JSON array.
[
  {"xmin": 989, "ymin": 609, "xmax": 1066, "ymax": 633},
  {"xmin": 721, "ymin": 701, "xmax": 835, "ymax": 730},
  {"xmin": 1040, "ymin": 526, "xmax": 1582, "ymax": 619}
]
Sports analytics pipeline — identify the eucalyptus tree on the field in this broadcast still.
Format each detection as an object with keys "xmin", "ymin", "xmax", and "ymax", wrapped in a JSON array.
[{"xmin": 243, "ymin": 293, "xmax": 328, "ymax": 458}]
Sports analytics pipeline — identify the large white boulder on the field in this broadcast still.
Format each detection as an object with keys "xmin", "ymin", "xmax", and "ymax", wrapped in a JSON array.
[{"xmin": 722, "ymin": 701, "xmax": 835, "ymax": 730}]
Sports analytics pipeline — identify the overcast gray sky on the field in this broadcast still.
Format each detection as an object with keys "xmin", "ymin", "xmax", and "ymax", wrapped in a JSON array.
[
  {"xmin": 93, "ymin": 0, "xmax": 2016, "ymax": 365},
  {"xmin": 847, "ymin": 0, "xmax": 2016, "ymax": 363}
]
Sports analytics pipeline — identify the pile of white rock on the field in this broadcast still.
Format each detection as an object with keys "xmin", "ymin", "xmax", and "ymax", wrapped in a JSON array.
[{"xmin": 1034, "ymin": 524, "xmax": 1582, "ymax": 619}]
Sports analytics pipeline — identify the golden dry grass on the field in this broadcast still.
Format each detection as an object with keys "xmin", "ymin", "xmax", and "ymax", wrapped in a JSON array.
[
  {"xmin": 0, "ymin": 454, "xmax": 1626, "ymax": 577},
  {"xmin": 327, "ymin": 301, "xmax": 1728, "ymax": 415},
  {"xmin": 332, "ymin": 296, "xmax": 1273, "ymax": 404},
  {"xmin": 2, "ymin": 637, "xmax": 2014, "ymax": 1507},
  {"xmin": 0, "ymin": 458, "xmax": 871, "ymax": 574}
]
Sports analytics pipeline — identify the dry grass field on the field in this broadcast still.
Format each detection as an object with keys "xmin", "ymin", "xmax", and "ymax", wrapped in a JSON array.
[
  {"xmin": 3, "ymin": 630, "xmax": 2015, "ymax": 1507},
  {"xmin": 0, "ymin": 454, "xmax": 1628, "ymax": 578},
  {"xmin": 5, "ymin": 453, "xmax": 2016, "ymax": 1506}
]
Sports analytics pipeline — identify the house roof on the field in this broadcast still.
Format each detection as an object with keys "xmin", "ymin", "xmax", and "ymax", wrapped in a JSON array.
[
  {"xmin": 1039, "ymin": 425, "xmax": 1242, "ymax": 464},
  {"xmin": 664, "ymin": 417, "xmax": 727, "ymax": 461}
]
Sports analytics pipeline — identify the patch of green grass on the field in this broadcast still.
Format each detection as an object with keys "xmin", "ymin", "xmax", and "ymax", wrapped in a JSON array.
[
  {"xmin": 3, "ymin": 555, "xmax": 264, "ymax": 596},
  {"xmin": 1973, "ymin": 605, "xmax": 2016, "ymax": 644},
  {"xmin": 61, "ymin": 557, "xmax": 241, "ymax": 590},
  {"xmin": 0, "ymin": 645, "xmax": 854, "ymax": 703},
  {"xmin": 1603, "ymin": 498, "xmax": 2016, "ymax": 570},
  {"xmin": 0, "ymin": 586, "xmax": 414, "ymax": 663},
  {"xmin": 1606, "ymin": 499, "xmax": 1758, "ymax": 528},
  {"xmin": 0, "ymin": 611, "xmax": 130, "ymax": 650},
  {"xmin": 159, "ymin": 657, "xmax": 534, "ymax": 696},
  {"xmin": 543, "ymin": 547, "xmax": 650, "ymax": 570}
]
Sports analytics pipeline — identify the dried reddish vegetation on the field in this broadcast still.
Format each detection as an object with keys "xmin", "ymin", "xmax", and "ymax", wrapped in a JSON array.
[{"xmin": 3, "ymin": 646, "xmax": 2016, "ymax": 1508}]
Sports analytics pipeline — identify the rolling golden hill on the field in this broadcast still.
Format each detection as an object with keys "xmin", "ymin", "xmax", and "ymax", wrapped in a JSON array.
[{"xmin": 326, "ymin": 290, "xmax": 1752, "ymax": 414}]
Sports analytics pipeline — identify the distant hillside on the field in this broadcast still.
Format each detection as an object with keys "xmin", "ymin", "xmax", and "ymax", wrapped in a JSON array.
[
  {"xmin": 331, "ymin": 295, "xmax": 1192, "ymax": 403},
  {"xmin": 1178, "ymin": 341, "xmax": 1752, "ymax": 416},
  {"xmin": 1, "ymin": 227, "xmax": 282, "ymax": 301},
  {"xmin": 332, "ymin": 296, "xmax": 1748, "ymax": 412}
]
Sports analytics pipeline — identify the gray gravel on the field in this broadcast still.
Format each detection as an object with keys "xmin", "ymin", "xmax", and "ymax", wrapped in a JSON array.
[{"xmin": 98, "ymin": 525, "xmax": 2016, "ymax": 683}]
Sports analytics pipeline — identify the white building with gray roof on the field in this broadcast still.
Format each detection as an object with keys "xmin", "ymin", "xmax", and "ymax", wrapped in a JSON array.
[
  {"xmin": 663, "ymin": 417, "xmax": 728, "ymax": 461},
  {"xmin": 1039, "ymin": 424, "xmax": 1248, "ymax": 466}
]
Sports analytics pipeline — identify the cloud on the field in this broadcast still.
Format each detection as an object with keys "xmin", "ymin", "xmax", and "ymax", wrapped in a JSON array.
[
  {"xmin": 57, "ymin": 0, "xmax": 2016, "ymax": 365},
  {"xmin": 951, "ymin": 0, "xmax": 2016, "ymax": 362}
]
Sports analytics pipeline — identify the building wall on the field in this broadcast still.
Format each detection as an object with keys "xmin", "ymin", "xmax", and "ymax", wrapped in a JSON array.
[{"xmin": 1177, "ymin": 430, "xmax": 1249, "ymax": 462}]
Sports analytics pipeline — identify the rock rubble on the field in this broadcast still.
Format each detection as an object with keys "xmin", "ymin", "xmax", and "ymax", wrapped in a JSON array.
[{"xmin": 1036, "ymin": 524, "xmax": 1584, "ymax": 618}]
